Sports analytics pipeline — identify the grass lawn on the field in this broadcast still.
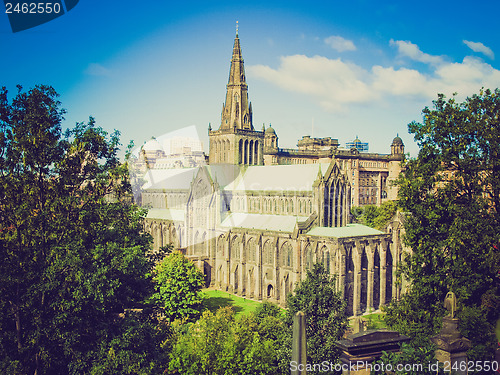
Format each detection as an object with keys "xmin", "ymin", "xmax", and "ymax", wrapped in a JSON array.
[
  {"xmin": 348, "ymin": 312, "xmax": 388, "ymax": 330},
  {"xmin": 202, "ymin": 289, "xmax": 263, "ymax": 315}
]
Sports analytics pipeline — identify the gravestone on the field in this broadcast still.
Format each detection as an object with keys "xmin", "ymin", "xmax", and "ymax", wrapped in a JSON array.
[
  {"xmin": 431, "ymin": 291, "xmax": 471, "ymax": 375},
  {"xmin": 335, "ymin": 330, "xmax": 410, "ymax": 375}
]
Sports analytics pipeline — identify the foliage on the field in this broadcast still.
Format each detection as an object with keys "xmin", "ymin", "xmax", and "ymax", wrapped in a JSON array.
[
  {"xmin": 151, "ymin": 250, "xmax": 205, "ymax": 322},
  {"xmin": 371, "ymin": 339, "xmax": 448, "ymax": 375},
  {"xmin": 0, "ymin": 85, "xmax": 158, "ymax": 374},
  {"xmin": 351, "ymin": 201, "xmax": 398, "ymax": 229},
  {"xmin": 283, "ymin": 263, "xmax": 348, "ymax": 375},
  {"xmin": 87, "ymin": 313, "xmax": 172, "ymax": 375},
  {"xmin": 168, "ymin": 304, "xmax": 287, "ymax": 375},
  {"xmin": 384, "ymin": 89, "xmax": 500, "ymax": 361}
]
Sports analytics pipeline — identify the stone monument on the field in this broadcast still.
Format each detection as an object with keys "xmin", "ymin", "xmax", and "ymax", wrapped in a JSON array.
[{"xmin": 431, "ymin": 291, "xmax": 471, "ymax": 375}]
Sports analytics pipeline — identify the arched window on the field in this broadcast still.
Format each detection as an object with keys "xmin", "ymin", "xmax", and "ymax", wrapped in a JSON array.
[
  {"xmin": 264, "ymin": 240, "xmax": 274, "ymax": 265},
  {"xmin": 322, "ymin": 246, "xmax": 330, "ymax": 274},
  {"xmin": 231, "ymin": 236, "xmax": 240, "ymax": 259},
  {"xmin": 248, "ymin": 238, "xmax": 257, "ymax": 263},
  {"xmin": 305, "ymin": 244, "xmax": 313, "ymax": 270},
  {"xmin": 282, "ymin": 242, "xmax": 293, "ymax": 268},
  {"xmin": 217, "ymin": 235, "xmax": 225, "ymax": 257}
]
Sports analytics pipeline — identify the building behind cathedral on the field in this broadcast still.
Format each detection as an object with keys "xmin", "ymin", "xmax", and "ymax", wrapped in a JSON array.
[{"xmin": 136, "ymin": 30, "xmax": 408, "ymax": 316}]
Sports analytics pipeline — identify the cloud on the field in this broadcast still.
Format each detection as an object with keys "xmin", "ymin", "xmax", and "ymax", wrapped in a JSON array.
[
  {"xmin": 463, "ymin": 40, "xmax": 494, "ymax": 59},
  {"xmin": 248, "ymin": 42, "xmax": 500, "ymax": 113},
  {"xmin": 324, "ymin": 36, "xmax": 356, "ymax": 52},
  {"xmin": 249, "ymin": 55, "xmax": 372, "ymax": 111},
  {"xmin": 84, "ymin": 63, "xmax": 111, "ymax": 76},
  {"xmin": 390, "ymin": 39, "xmax": 444, "ymax": 65}
]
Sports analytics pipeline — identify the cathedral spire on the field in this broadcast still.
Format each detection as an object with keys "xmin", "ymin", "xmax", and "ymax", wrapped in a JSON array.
[{"xmin": 219, "ymin": 27, "xmax": 253, "ymax": 130}]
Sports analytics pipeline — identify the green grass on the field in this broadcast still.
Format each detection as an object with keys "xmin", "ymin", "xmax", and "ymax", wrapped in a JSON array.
[
  {"xmin": 202, "ymin": 289, "xmax": 263, "ymax": 316},
  {"xmin": 348, "ymin": 312, "xmax": 388, "ymax": 330}
]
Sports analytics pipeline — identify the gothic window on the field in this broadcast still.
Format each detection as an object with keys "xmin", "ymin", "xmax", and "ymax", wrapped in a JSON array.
[
  {"xmin": 282, "ymin": 242, "xmax": 293, "ymax": 268},
  {"xmin": 239, "ymin": 139, "xmax": 243, "ymax": 163},
  {"xmin": 217, "ymin": 235, "xmax": 225, "ymax": 257},
  {"xmin": 305, "ymin": 244, "xmax": 313, "ymax": 270},
  {"xmin": 231, "ymin": 236, "xmax": 240, "ymax": 260},
  {"xmin": 264, "ymin": 240, "xmax": 273, "ymax": 265},
  {"xmin": 248, "ymin": 238, "xmax": 256, "ymax": 263},
  {"xmin": 322, "ymin": 246, "xmax": 330, "ymax": 274}
]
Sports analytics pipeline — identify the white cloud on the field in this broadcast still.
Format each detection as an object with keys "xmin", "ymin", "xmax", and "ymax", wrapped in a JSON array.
[
  {"xmin": 249, "ymin": 55, "xmax": 373, "ymax": 111},
  {"xmin": 463, "ymin": 40, "xmax": 494, "ymax": 59},
  {"xmin": 248, "ymin": 42, "xmax": 500, "ymax": 113},
  {"xmin": 390, "ymin": 39, "xmax": 444, "ymax": 65},
  {"xmin": 84, "ymin": 63, "xmax": 111, "ymax": 76},
  {"xmin": 324, "ymin": 35, "xmax": 356, "ymax": 52}
]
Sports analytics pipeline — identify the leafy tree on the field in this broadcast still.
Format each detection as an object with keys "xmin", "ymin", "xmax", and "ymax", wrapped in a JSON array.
[
  {"xmin": 384, "ymin": 89, "xmax": 500, "ymax": 362},
  {"xmin": 0, "ymin": 85, "xmax": 162, "ymax": 374},
  {"xmin": 88, "ymin": 313, "xmax": 172, "ymax": 375},
  {"xmin": 283, "ymin": 263, "xmax": 348, "ymax": 375},
  {"xmin": 151, "ymin": 250, "xmax": 205, "ymax": 322},
  {"xmin": 371, "ymin": 339, "xmax": 448, "ymax": 375},
  {"xmin": 351, "ymin": 201, "xmax": 397, "ymax": 229},
  {"xmin": 168, "ymin": 305, "xmax": 286, "ymax": 375}
]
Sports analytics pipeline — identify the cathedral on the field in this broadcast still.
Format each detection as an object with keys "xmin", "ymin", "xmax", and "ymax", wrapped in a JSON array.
[{"xmin": 139, "ymin": 30, "xmax": 407, "ymax": 316}]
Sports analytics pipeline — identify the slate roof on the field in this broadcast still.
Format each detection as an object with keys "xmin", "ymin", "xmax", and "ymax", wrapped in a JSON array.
[
  {"xmin": 216, "ymin": 163, "xmax": 331, "ymax": 192},
  {"xmin": 220, "ymin": 213, "xmax": 309, "ymax": 232},
  {"xmin": 146, "ymin": 208, "xmax": 185, "ymax": 221},
  {"xmin": 141, "ymin": 168, "xmax": 197, "ymax": 190},
  {"xmin": 306, "ymin": 224, "xmax": 384, "ymax": 238}
]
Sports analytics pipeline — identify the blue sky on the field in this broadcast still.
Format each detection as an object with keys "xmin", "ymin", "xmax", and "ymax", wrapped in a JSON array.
[{"xmin": 2, "ymin": 1, "xmax": 500, "ymax": 158}]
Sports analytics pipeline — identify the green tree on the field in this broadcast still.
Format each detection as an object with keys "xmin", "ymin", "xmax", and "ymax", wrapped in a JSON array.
[
  {"xmin": 384, "ymin": 89, "xmax": 500, "ymax": 362},
  {"xmin": 0, "ymin": 85, "xmax": 164, "ymax": 374},
  {"xmin": 168, "ymin": 305, "xmax": 286, "ymax": 375},
  {"xmin": 151, "ymin": 250, "xmax": 205, "ymax": 322},
  {"xmin": 351, "ymin": 201, "xmax": 398, "ymax": 229},
  {"xmin": 88, "ymin": 313, "xmax": 172, "ymax": 375},
  {"xmin": 283, "ymin": 263, "xmax": 348, "ymax": 375}
]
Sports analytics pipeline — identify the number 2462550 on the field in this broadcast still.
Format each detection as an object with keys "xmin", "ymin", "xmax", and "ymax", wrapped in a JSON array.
[{"xmin": 5, "ymin": 3, "xmax": 62, "ymax": 14}]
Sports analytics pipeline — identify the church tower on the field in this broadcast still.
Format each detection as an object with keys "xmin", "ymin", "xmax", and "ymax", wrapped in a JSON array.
[{"xmin": 209, "ymin": 26, "xmax": 264, "ymax": 165}]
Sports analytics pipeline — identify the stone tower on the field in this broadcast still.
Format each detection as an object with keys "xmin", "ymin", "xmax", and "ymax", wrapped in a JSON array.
[
  {"xmin": 209, "ymin": 29, "xmax": 264, "ymax": 165},
  {"xmin": 387, "ymin": 135, "xmax": 405, "ymax": 200}
]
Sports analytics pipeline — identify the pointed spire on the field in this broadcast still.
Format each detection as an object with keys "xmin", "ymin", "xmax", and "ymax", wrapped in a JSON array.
[{"xmin": 219, "ymin": 26, "xmax": 253, "ymax": 131}]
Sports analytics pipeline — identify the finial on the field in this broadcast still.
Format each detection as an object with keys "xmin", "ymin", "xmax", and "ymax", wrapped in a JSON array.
[{"xmin": 236, "ymin": 21, "xmax": 239, "ymax": 36}]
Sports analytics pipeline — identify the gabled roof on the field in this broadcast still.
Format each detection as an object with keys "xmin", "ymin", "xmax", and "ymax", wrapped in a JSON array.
[
  {"xmin": 220, "ymin": 213, "xmax": 309, "ymax": 232},
  {"xmin": 222, "ymin": 163, "xmax": 331, "ymax": 192},
  {"xmin": 306, "ymin": 224, "xmax": 384, "ymax": 238},
  {"xmin": 142, "ymin": 161, "xmax": 338, "ymax": 194},
  {"xmin": 146, "ymin": 208, "xmax": 185, "ymax": 221},
  {"xmin": 141, "ymin": 167, "xmax": 198, "ymax": 190}
]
